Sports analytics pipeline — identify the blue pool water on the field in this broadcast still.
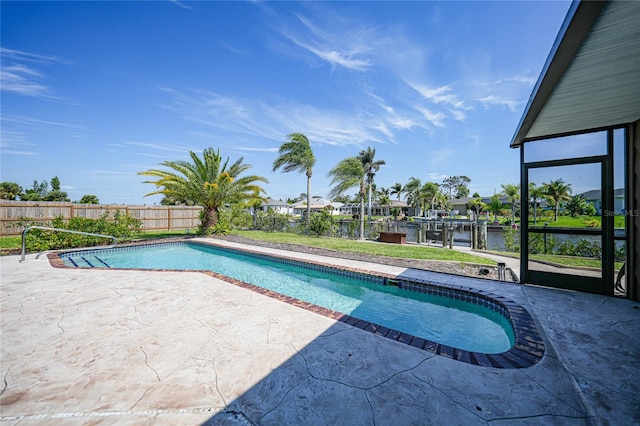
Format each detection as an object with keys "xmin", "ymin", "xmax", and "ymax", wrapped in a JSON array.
[{"xmin": 61, "ymin": 242, "xmax": 515, "ymax": 354}]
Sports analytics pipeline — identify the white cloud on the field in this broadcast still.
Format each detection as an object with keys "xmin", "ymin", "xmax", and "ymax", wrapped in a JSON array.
[
  {"xmin": 0, "ymin": 48, "xmax": 72, "ymax": 101},
  {"xmin": 407, "ymin": 82, "xmax": 467, "ymax": 110},
  {"xmin": 414, "ymin": 106, "xmax": 446, "ymax": 128},
  {"xmin": 428, "ymin": 173, "xmax": 448, "ymax": 181},
  {"xmin": 159, "ymin": 87, "xmax": 395, "ymax": 148},
  {"xmin": 476, "ymin": 95, "xmax": 521, "ymax": 112},
  {"xmin": 236, "ymin": 146, "xmax": 279, "ymax": 153},
  {"xmin": 125, "ymin": 141, "xmax": 195, "ymax": 153},
  {"xmin": 270, "ymin": 11, "xmax": 374, "ymax": 71},
  {"xmin": 448, "ymin": 109, "xmax": 467, "ymax": 121}
]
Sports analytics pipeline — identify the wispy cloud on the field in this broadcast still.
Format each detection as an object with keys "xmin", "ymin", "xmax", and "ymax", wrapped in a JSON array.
[
  {"xmin": 158, "ymin": 87, "xmax": 395, "ymax": 148},
  {"xmin": 220, "ymin": 42, "xmax": 250, "ymax": 56},
  {"xmin": 1, "ymin": 114, "xmax": 84, "ymax": 130},
  {"xmin": 1, "ymin": 64, "xmax": 51, "ymax": 97},
  {"xmin": 407, "ymin": 82, "xmax": 467, "ymax": 110},
  {"xmin": 270, "ymin": 10, "xmax": 374, "ymax": 71},
  {"xmin": 236, "ymin": 146, "xmax": 279, "ymax": 153},
  {"xmin": 124, "ymin": 140, "xmax": 195, "ymax": 153},
  {"xmin": 169, "ymin": 0, "xmax": 193, "ymax": 10},
  {"xmin": 428, "ymin": 172, "xmax": 448, "ymax": 181},
  {"xmin": 476, "ymin": 95, "xmax": 521, "ymax": 112},
  {"xmin": 0, "ymin": 47, "xmax": 68, "ymax": 64},
  {"xmin": 414, "ymin": 106, "xmax": 446, "ymax": 128},
  {"xmin": 0, "ymin": 47, "xmax": 74, "ymax": 102}
]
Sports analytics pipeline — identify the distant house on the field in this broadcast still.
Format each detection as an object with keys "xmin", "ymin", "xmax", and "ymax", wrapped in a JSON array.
[
  {"xmin": 260, "ymin": 198, "xmax": 295, "ymax": 215},
  {"xmin": 450, "ymin": 196, "xmax": 519, "ymax": 217},
  {"xmin": 293, "ymin": 197, "xmax": 343, "ymax": 216},
  {"xmin": 579, "ymin": 189, "xmax": 625, "ymax": 214},
  {"xmin": 340, "ymin": 200, "xmax": 408, "ymax": 217}
]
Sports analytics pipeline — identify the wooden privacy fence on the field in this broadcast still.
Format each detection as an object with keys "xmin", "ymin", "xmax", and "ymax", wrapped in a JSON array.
[{"xmin": 0, "ymin": 201, "xmax": 202, "ymax": 236}]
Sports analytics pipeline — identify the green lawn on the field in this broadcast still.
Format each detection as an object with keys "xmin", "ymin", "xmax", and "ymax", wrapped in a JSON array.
[
  {"xmin": 229, "ymin": 230, "xmax": 495, "ymax": 265},
  {"xmin": 484, "ymin": 249, "xmax": 623, "ymax": 271},
  {"xmin": 525, "ymin": 215, "xmax": 624, "ymax": 228},
  {"xmin": 0, "ymin": 236, "xmax": 21, "ymax": 250}
]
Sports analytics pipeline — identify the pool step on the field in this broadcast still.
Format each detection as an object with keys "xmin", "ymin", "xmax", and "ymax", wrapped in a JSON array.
[{"xmin": 67, "ymin": 255, "xmax": 111, "ymax": 268}]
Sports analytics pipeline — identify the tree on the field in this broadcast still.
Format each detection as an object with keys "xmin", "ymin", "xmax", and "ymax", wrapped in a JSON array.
[
  {"xmin": 139, "ymin": 147, "xmax": 268, "ymax": 234},
  {"xmin": 376, "ymin": 186, "xmax": 391, "ymax": 202},
  {"xmin": 330, "ymin": 194, "xmax": 352, "ymax": 204},
  {"xmin": 272, "ymin": 133, "xmax": 316, "ymax": 225},
  {"xmin": 432, "ymin": 190, "xmax": 451, "ymax": 212},
  {"xmin": 542, "ymin": 178, "xmax": 572, "ymax": 221},
  {"xmin": 566, "ymin": 195, "xmax": 592, "ymax": 217},
  {"xmin": 22, "ymin": 180, "xmax": 48, "ymax": 201},
  {"xmin": 328, "ymin": 157, "xmax": 366, "ymax": 240},
  {"xmin": 308, "ymin": 209, "xmax": 334, "ymax": 237},
  {"xmin": 467, "ymin": 197, "xmax": 486, "ymax": 219},
  {"xmin": 390, "ymin": 182, "xmax": 404, "ymax": 201},
  {"xmin": 488, "ymin": 194, "xmax": 503, "ymax": 222},
  {"xmin": 442, "ymin": 175, "xmax": 471, "ymax": 199},
  {"xmin": 50, "ymin": 176, "xmax": 61, "ymax": 191},
  {"xmin": 419, "ymin": 182, "xmax": 440, "ymax": 214},
  {"xmin": 528, "ymin": 182, "xmax": 544, "ymax": 225},
  {"xmin": 500, "ymin": 183, "xmax": 520, "ymax": 226},
  {"xmin": 78, "ymin": 194, "xmax": 100, "ymax": 204},
  {"xmin": 44, "ymin": 175, "xmax": 70, "ymax": 201},
  {"xmin": 357, "ymin": 147, "xmax": 385, "ymax": 220},
  {"xmin": 404, "ymin": 177, "xmax": 422, "ymax": 216},
  {"xmin": 0, "ymin": 182, "xmax": 22, "ymax": 200},
  {"xmin": 377, "ymin": 194, "xmax": 391, "ymax": 216},
  {"xmin": 45, "ymin": 189, "xmax": 70, "ymax": 202}
]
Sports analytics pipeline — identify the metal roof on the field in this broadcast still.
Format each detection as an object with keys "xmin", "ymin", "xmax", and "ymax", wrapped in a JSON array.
[{"xmin": 510, "ymin": 0, "xmax": 640, "ymax": 147}]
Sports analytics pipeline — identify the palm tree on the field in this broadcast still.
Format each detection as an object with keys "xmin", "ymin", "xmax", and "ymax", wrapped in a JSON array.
[
  {"xmin": 432, "ymin": 190, "xmax": 451, "ymax": 212},
  {"xmin": 357, "ymin": 147, "xmax": 385, "ymax": 220},
  {"xmin": 488, "ymin": 194, "xmax": 503, "ymax": 222},
  {"xmin": 390, "ymin": 182, "xmax": 404, "ymax": 201},
  {"xmin": 377, "ymin": 194, "xmax": 391, "ymax": 216},
  {"xmin": 542, "ymin": 178, "xmax": 572, "ymax": 221},
  {"xmin": 501, "ymin": 183, "xmax": 520, "ymax": 226},
  {"xmin": 467, "ymin": 197, "xmax": 486, "ymax": 219},
  {"xmin": 404, "ymin": 177, "xmax": 422, "ymax": 216},
  {"xmin": 139, "ymin": 147, "xmax": 268, "ymax": 234},
  {"xmin": 528, "ymin": 182, "xmax": 544, "ymax": 225},
  {"xmin": 327, "ymin": 157, "xmax": 366, "ymax": 240},
  {"xmin": 419, "ymin": 182, "xmax": 440, "ymax": 214},
  {"xmin": 272, "ymin": 133, "xmax": 316, "ymax": 223}
]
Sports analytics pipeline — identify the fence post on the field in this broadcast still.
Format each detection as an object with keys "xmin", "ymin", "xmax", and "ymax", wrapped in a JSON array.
[{"xmin": 442, "ymin": 222, "xmax": 447, "ymax": 248}]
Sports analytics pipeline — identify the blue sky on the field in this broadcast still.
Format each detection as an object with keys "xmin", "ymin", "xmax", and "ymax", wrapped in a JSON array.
[{"xmin": 1, "ymin": 0, "xmax": 573, "ymax": 205}]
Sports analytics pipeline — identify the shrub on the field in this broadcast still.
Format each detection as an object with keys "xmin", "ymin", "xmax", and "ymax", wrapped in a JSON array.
[
  {"xmin": 308, "ymin": 210, "xmax": 335, "ymax": 237},
  {"xmin": 18, "ymin": 211, "xmax": 142, "ymax": 252},
  {"xmin": 255, "ymin": 209, "xmax": 290, "ymax": 232}
]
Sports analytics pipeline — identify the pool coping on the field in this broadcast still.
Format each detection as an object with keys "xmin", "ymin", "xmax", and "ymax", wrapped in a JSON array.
[{"xmin": 48, "ymin": 240, "xmax": 545, "ymax": 369}]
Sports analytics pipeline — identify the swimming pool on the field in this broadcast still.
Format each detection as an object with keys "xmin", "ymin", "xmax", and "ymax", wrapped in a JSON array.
[{"xmin": 52, "ymin": 240, "xmax": 545, "ymax": 368}]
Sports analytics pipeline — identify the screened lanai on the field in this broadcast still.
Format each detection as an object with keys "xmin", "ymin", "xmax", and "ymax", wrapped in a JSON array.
[{"xmin": 510, "ymin": 0, "xmax": 639, "ymax": 301}]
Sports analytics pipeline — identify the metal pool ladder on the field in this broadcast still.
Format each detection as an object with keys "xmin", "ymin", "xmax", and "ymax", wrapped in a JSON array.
[{"xmin": 20, "ymin": 226, "xmax": 118, "ymax": 262}]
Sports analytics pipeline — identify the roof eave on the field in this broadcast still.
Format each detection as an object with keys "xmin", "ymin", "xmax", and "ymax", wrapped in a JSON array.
[{"xmin": 510, "ymin": 0, "xmax": 608, "ymax": 148}]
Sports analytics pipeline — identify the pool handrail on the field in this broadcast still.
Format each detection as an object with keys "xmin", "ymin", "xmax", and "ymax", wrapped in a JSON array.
[{"xmin": 20, "ymin": 226, "xmax": 117, "ymax": 262}]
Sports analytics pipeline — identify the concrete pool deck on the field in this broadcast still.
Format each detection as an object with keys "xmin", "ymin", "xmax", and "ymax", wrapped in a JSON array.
[{"xmin": 1, "ymin": 238, "xmax": 638, "ymax": 425}]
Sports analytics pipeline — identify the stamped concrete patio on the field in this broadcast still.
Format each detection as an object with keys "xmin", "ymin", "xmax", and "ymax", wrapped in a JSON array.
[{"xmin": 1, "ymin": 238, "xmax": 638, "ymax": 425}]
